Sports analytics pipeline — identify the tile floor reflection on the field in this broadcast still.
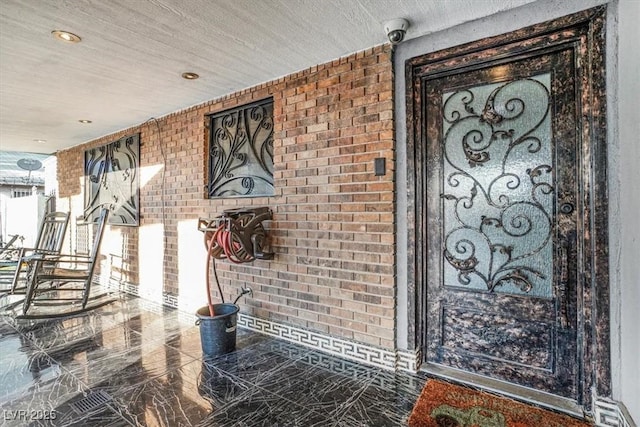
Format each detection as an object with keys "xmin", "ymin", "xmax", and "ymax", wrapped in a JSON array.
[{"xmin": 0, "ymin": 291, "xmax": 426, "ymax": 426}]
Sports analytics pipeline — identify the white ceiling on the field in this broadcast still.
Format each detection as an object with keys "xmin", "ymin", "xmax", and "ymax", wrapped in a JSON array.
[{"xmin": 0, "ymin": 0, "xmax": 536, "ymax": 155}]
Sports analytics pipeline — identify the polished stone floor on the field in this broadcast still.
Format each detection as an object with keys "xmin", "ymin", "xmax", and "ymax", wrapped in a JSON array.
[{"xmin": 0, "ymin": 291, "xmax": 426, "ymax": 426}]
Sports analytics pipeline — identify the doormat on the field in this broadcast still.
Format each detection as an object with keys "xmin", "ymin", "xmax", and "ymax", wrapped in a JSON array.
[{"xmin": 408, "ymin": 379, "xmax": 592, "ymax": 427}]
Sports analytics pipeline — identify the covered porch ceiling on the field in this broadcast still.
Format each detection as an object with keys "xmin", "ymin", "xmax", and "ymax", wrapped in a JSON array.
[{"xmin": 0, "ymin": 0, "xmax": 535, "ymax": 155}]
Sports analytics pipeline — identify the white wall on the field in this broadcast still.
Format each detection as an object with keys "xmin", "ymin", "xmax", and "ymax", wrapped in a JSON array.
[
  {"xmin": 615, "ymin": 0, "xmax": 640, "ymax": 422},
  {"xmin": 394, "ymin": 0, "xmax": 638, "ymax": 422},
  {"xmin": 43, "ymin": 155, "xmax": 58, "ymax": 197},
  {"xmin": 3, "ymin": 194, "xmax": 47, "ymax": 247}
]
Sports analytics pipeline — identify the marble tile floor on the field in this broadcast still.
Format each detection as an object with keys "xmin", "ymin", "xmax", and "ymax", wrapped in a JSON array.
[{"xmin": 0, "ymin": 291, "xmax": 426, "ymax": 426}]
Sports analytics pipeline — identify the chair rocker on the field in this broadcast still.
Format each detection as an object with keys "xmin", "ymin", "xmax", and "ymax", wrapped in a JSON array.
[
  {"xmin": 0, "ymin": 211, "xmax": 70, "ymax": 294},
  {"xmin": 21, "ymin": 207, "xmax": 109, "ymax": 316}
]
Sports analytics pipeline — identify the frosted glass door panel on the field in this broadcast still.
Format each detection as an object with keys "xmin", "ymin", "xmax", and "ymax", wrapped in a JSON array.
[{"xmin": 441, "ymin": 74, "xmax": 553, "ymax": 297}]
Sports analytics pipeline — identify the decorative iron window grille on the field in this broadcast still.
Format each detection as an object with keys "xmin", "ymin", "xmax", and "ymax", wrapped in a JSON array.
[
  {"xmin": 84, "ymin": 133, "xmax": 140, "ymax": 226},
  {"xmin": 206, "ymin": 98, "xmax": 274, "ymax": 198}
]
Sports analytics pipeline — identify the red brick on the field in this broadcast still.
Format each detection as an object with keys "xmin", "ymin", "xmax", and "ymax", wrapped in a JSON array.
[{"xmin": 57, "ymin": 45, "xmax": 396, "ymax": 352}]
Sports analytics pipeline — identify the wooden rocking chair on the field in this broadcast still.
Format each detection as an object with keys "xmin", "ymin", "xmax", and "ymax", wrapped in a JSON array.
[
  {"xmin": 0, "ymin": 211, "xmax": 70, "ymax": 294},
  {"xmin": 22, "ymin": 207, "xmax": 109, "ymax": 316}
]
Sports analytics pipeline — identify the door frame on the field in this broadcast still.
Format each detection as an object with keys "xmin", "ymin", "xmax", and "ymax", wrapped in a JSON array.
[{"xmin": 405, "ymin": 6, "xmax": 609, "ymax": 414}]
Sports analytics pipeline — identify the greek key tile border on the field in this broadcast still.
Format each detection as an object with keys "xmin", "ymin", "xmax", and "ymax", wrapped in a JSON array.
[
  {"xmin": 101, "ymin": 277, "xmax": 420, "ymax": 372},
  {"xmin": 594, "ymin": 398, "xmax": 635, "ymax": 427},
  {"xmin": 237, "ymin": 313, "xmax": 396, "ymax": 370},
  {"xmin": 396, "ymin": 348, "xmax": 422, "ymax": 372}
]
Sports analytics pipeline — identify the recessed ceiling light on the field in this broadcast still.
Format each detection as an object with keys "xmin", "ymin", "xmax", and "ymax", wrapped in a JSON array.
[
  {"xmin": 52, "ymin": 30, "xmax": 82, "ymax": 43},
  {"xmin": 33, "ymin": 139, "xmax": 47, "ymax": 143},
  {"xmin": 181, "ymin": 72, "xmax": 199, "ymax": 80},
  {"xmin": 78, "ymin": 119, "xmax": 92, "ymax": 124}
]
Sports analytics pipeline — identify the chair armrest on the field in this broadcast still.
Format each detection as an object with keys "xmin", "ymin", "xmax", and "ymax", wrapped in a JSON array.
[
  {"xmin": 19, "ymin": 247, "xmax": 61, "ymax": 257},
  {"xmin": 44, "ymin": 254, "xmax": 93, "ymax": 263}
]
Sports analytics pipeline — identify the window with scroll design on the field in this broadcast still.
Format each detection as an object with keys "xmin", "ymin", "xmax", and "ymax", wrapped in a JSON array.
[
  {"xmin": 206, "ymin": 98, "xmax": 274, "ymax": 198},
  {"xmin": 84, "ymin": 133, "xmax": 140, "ymax": 226}
]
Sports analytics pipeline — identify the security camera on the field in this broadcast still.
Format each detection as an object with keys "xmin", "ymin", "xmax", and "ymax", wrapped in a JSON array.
[{"xmin": 384, "ymin": 18, "xmax": 409, "ymax": 45}]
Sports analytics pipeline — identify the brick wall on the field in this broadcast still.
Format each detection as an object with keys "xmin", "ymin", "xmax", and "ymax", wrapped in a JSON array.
[{"xmin": 57, "ymin": 44, "xmax": 396, "ymax": 349}]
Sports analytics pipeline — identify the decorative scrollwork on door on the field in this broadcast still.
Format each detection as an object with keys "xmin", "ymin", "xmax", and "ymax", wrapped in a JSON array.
[{"xmin": 441, "ymin": 75, "xmax": 553, "ymax": 297}]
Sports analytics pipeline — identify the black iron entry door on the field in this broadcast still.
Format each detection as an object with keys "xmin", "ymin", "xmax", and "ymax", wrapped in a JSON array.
[{"xmin": 408, "ymin": 9, "xmax": 608, "ymax": 408}]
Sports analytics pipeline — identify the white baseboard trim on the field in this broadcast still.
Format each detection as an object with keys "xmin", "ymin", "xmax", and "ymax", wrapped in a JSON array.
[
  {"xmin": 238, "ymin": 313, "xmax": 414, "ymax": 371},
  {"xmin": 396, "ymin": 347, "xmax": 422, "ymax": 372},
  {"xmin": 102, "ymin": 277, "xmax": 419, "ymax": 372},
  {"xmin": 594, "ymin": 397, "xmax": 636, "ymax": 427}
]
